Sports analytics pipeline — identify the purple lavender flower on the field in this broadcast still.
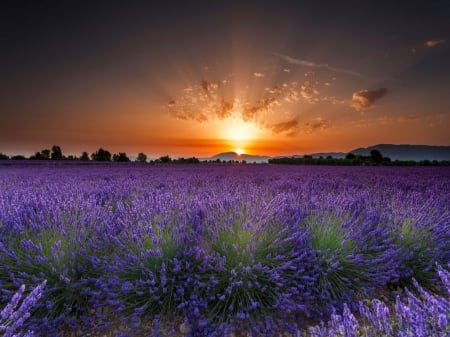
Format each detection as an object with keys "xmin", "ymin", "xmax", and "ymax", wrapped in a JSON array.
[
  {"xmin": 0, "ymin": 280, "xmax": 46, "ymax": 337},
  {"xmin": 1, "ymin": 164, "xmax": 449, "ymax": 335}
]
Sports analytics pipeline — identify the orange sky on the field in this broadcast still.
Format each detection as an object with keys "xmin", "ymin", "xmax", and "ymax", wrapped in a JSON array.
[{"xmin": 1, "ymin": 1, "xmax": 449, "ymax": 158}]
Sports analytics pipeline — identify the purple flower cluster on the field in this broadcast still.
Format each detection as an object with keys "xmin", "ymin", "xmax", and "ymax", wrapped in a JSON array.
[
  {"xmin": 0, "ymin": 280, "xmax": 46, "ymax": 337},
  {"xmin": 0, "ymin": 164, "xmax": 449, "ymax": 335},
  {"xmin": 309, "ymin": 264, "xmax": 450, "ymax": 337}
]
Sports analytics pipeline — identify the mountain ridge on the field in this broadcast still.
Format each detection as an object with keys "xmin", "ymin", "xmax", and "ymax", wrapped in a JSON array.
[
  {"xmin": 349, "ymin": 144, "xmax": 450, "ymax": 161},
  {"xmin": 207, "ymin": 144, "xmax": 450, "ymax": 162}
]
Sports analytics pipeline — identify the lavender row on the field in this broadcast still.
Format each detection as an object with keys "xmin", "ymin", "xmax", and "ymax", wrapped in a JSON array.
[
  {"xmin": 0, "ymin": 165, "xmax": 449, "ymax": 335},
  {"xmin": 2, "ymin": 265, "xmax": 449, "ymax": 336}
]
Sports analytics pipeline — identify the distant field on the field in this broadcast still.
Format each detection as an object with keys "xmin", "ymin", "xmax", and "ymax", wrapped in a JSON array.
[{"xmin": 1, "ymin": 164, "xmax": 449, "ymax": 336}]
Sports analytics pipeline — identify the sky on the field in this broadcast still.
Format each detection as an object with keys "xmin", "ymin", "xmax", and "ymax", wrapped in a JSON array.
[{"xmin": 1, "ymin": 0, "xmax": 449, "ymax": 158}]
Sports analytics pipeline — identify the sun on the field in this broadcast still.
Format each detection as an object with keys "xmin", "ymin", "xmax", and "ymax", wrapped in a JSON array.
[{"xmin": 218, "ymin": 118, "xmax": 263, "ymax": 154}]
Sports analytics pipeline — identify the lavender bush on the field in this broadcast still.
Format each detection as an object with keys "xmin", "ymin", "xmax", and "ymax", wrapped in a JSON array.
[
  {"xmin": 308, "ymin": 264, "xmax": 450, "ymax": 337},
  {"xmin": 0, "ymin": 164, "xmax": 448, "ymax": 335}
]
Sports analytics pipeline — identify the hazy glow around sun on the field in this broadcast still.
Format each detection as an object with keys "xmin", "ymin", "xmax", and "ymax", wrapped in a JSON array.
[{"xmin": 222, "ymin": 118, "xmax": 261, "ymax": 141}]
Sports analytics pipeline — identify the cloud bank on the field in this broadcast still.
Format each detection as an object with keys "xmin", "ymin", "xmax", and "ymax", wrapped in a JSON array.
[
  {"xmin": 166, "ymin": 67, "xmax": 389, "ymax": 136},
  {"xmin": 166, "ymin": 77, "xmax": 325, "ymax": 135}
]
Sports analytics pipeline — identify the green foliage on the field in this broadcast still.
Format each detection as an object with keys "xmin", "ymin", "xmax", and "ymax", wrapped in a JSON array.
[
  {"xmin": 119, "ymin": 220, "xmax": 190, "ymax": 318},
  {"xmin": 206, "ymin": 222, "xmax": 284, "ymax": 323},
  {"xmin": 0, "ymin": 224, "xmax": 109, "ymax": 323},
  {"xmin": 308, "ymin": 214, "xmax": 369, "ymax": 301},
  {"xmin": 396, "ymin": 220, "xmax": 437, "ymax": 290}
]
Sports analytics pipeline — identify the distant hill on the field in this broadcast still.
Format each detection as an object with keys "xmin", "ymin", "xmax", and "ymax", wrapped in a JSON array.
[
  {"xmin": 206, "ymin": 152, "xmax": 270, "ymax": 163},
  {"xmin": 205, "ymin": 145, "xmax": 450, "ymax": 163},
  {"xmin": 349, "ymin": 144, "xmax": 450, "ymax": 161}
]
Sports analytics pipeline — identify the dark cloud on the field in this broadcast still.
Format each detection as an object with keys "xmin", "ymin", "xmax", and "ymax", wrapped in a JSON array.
[
  {"xmin": 304, "ymin": 118, "xmax": 331, "ymax": 132},
  {"xmin": 200, "ymin": 80, "xmax": 220, "ymax": 93},
  {"xmin": 269, "ymin": 118, "xmax": 299, "ymax": 134},
  {"xmin": 268, "ymin": 117, "xmax": 331, "ymax": 135},
  {"xmin": 351, "ymin": 88, "xmax": 388, "ymax": 111},
  {"xmin": 242, "ymin": 98, "xmax": 277, "ymax": 122},
  {"xmin": 217, "ymin": 100, "xmax": 234, "ymax": 120}
]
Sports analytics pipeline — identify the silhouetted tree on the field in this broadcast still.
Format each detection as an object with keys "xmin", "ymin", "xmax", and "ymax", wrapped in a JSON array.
[
  {"xmin": 11, "ymin": 155, "xmax": 26, "ymax": 160},
  {"xmin": 91, "ymin": 148, "xmax": 111, "ymax": 161},
  {"xmin": 345, "ymin": 153, "xmax": 356, "ymax": 160},
  {"xmin": 268, "ymin": 154, "xmax": 449, "ymax": 166},
  {"xmin": 0, "ymin": 153, "xmax": 9, "ymax": 160},
  {"xmin": 370, "ymin": 149, "xmax": 383, "ymax": 164},
  {"xmin": 41, "ymin": 149, "xmax": 50, "ymax": 159},
  {"xmin": 113, "ymin": 152, "xmax": 131, "ymax": 162},
  {"xmin": 382, "ymin": 156, "xmax": 392, "ymax": 164},
  {"xmin": 136, "ymin": 152, "xmax": 147, "ymax": 163},
  {"xmin": 159, "ymin": 155, "xmax": 172, "ymax": 163},
  {"xmin": 80, "ymin": 152, "xmax": 90, "ymax": 161},
  {"xmin": 30, "ymin": 149, "xmax": 50, "ymax": 160},
  {"xmin": 51, "ymin": 145, "xmax": 63, "ymax": 160},
  {"xmin": 173, "ymin": 156, "xmax": 200, "ymax": 164}
]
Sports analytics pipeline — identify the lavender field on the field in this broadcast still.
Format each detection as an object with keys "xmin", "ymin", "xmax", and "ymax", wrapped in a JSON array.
[{"xmin": 0, "ymin": 164, "xmax": 449, "ymax": 336}]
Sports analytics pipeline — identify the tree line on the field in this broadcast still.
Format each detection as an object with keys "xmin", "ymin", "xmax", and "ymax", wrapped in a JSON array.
[
  {"xmin": 0, "ymin": 145, "xmax": 200, "ymax": 164},
  {"xmin": 1, "ymin": 147, "xmax": 448, "ymax": 166},
  {"xmin": 269, "ymin": 150, "xmax": 450, "ymax": 166}
]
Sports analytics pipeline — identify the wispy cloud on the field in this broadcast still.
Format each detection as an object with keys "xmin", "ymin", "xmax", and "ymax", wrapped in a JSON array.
[
  {"xmin": 304, "ymin": 117, "xmax": 331, "ymax": 132},
  {"xmin": 424, "ymin": 39, "xmax": 446, "ymax": 48},
  {"xmin": 350, "ymin": 88, "xmax": 388, "ymax": 112},
  {"xmin": 268, "ymin": 117, "xmax": 331, "ymax": 135},
  {"xmin": 253, "ymin": 72, "xmax": 265, "ymax": 78},
  {"xmin": 242, "ymin": 97, "xmax": 276, "ymax": 122},
  {"xmin": 269, "ymin": 118, "xmax": 299, "ymax": 135},
  {"xmin": 275, "ymin": 53, "xmax": 364, "ymax": 78},
  {"xmin": 166, "ymin": 80, "xmax": 229, "ymax": 122}
]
